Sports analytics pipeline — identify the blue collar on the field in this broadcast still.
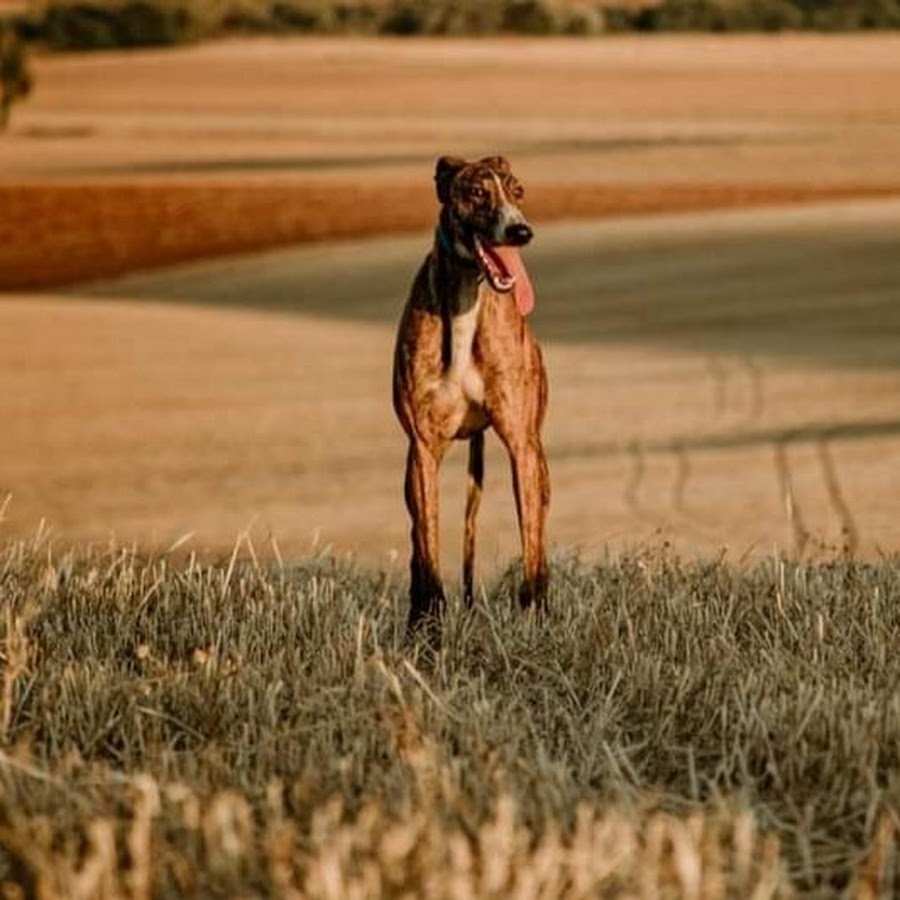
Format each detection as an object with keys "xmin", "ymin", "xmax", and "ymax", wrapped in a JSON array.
[
  {"xmin": 435, "ymin": 224, "xmax": 455, "ymax": 256},
  {"xmin": 435, "ymin": 225, "xmax": 479, "ymax": 272}
]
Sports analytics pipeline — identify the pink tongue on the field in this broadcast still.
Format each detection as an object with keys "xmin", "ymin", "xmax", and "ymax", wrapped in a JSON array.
[{"xmin": 495, "ymin": 246, "xmax": 535, "ymax": 316}]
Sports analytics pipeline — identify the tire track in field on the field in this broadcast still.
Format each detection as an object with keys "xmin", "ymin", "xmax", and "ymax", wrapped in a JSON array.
[{"xmin": 560, "ymin": 417, "xmax": 900, "ymax": 464}]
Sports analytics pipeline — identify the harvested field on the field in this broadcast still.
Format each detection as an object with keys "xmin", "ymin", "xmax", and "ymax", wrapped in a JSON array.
[
  {"xmin": 3, "ymin": 36, "xmax": 900, "ymax": 287},
  {"xmin": 4, "ymin": 201, "xmax": 900, "ymax": 566},
  {"xmin": 8, "ymin": 36, "xmax": 900, "ymax": 186},
  {"xmin": 6, "ymin": 180, "xmax": 900, "ymax": 290}
]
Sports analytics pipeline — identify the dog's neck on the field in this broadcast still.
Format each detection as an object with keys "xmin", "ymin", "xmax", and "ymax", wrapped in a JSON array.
[{"xmin": 432, "ymin": 215, "xmax": 481, "ymax": 317}]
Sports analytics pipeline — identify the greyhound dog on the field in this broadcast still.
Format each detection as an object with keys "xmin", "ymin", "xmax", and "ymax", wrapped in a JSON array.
[{"xmin": 392, "ymin": 155, "xmax": 550, "ymax": 631}]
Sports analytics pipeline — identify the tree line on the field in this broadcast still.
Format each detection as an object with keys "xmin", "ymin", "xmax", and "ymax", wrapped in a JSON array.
[{"xmin": 3, "ymin": 0, "xmax": 899, "ymax": 51}]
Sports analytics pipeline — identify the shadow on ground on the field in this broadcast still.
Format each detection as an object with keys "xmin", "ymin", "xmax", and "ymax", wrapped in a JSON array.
[{"xmin": 75, "ymin": 201, "xmax": 900, "ymax": 370}]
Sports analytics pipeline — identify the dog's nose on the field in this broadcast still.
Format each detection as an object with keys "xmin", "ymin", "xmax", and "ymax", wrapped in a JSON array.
[{"xmin": 505, "ymin": 222, "xmax": 533, "ymax": 246}]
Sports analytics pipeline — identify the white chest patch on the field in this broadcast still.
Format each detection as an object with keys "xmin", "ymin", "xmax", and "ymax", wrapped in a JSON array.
[{"xmin": 446, "ymin": 296, "xmax": 484, "ymax": 404}]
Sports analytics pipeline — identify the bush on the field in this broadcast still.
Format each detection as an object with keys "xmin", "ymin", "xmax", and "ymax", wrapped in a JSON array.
[
  {"xmin": 602, "ymin": 6, "xmax": 639, "ymax": 31},
  {"xmin": 711, "ymin": 0, "xmax": 806, "ymax": 31},
  {"xmin": 272, "ymin": 1, "xmax": 328, "ymax": 31},
  {"xmin": 560, "ymin": 5, "xmax": 606, "ymax": 34},
  {"xmin": 380, "ymin": 2, "xmax": 426, "ymax": 34},
  {"xmin": 29, "ymin": 0, "xmax": 900, "ymax": 48},
  {"xmin": 649, "ymin": 0, "xmax": 731, "ymax": 31},
  {"xmin": 43, "ymin": 4, "xmax": 121, "ymax": 50},
  {"xmin": 117, "ymin": 1, "xmax": 195, "ymax": 45},
  {"xmin": 739, "ymin": 0, "xmax": 805, "ymax": 30},
  {"xmin": 381, "ymin": 0, "xmax": 543, "ymax": 36},
  {"xmin": 501, "ymin": 0, "xmax": 561, "ymax": 33},
  {"xmin": 220, "ymin": 5, "xmax": 275, "ymax": 33},
  {"xmin": 330, "ymin": 2, "xmax": 380, "ymax": 32},
  {"xmin": 426, "ymin": 1, "xmax": 506, "ymax": 35},
  {"xmin": 804, "ymin": 0, "xmax": 900, "ymax": 29},
  {"xmin": 607, "ymin": 0, "xmax": 900, "ymax": 31},
  {"xmin": 42, "ymin": 1, "xmax": 197, "ymax": 50},
  {"xmin": 0, "ymin": 21, "xmax": 33, "ymax": 129}
]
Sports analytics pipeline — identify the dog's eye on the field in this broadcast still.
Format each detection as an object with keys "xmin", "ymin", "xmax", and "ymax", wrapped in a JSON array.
[
  {"xmin": 469, "ymin": 186, "xmax": 487, "ymax": 201},
  {"xmin": 511, "ymin": 183, "xmax": 524, "ymax": 201}
]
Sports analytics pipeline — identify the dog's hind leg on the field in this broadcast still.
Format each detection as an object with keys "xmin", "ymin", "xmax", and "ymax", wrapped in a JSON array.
[
  {"xmin": 463, "ymin": 431, "xmax": 484, "ymax": 607},
  {"xmin": 404, "ymin": 439, "xmax": 446, "ymax": 632}
]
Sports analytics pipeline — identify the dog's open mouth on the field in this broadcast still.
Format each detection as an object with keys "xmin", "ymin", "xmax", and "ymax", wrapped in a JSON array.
[
  {"xmin": 473, "ymin": 235, "xmax": 517, "ymax": 293},
  {"xmin": 472, "ymin": 234, "xmax": 536, "ymax": 315}
]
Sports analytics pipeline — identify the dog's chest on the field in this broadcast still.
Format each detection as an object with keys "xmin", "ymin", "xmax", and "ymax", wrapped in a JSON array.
[
  {"xmin": 447, "ymin": 296, "xmax": 485, "ymax": 404},
  {"xmin": 419, "ymin": 291, "xmax": 490, "ymax": 439}
]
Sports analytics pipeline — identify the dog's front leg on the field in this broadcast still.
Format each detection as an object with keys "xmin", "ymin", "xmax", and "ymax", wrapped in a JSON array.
[
  {"xmin": 404, "ymin": 439, "xmax": 446, "ymax": 632},
  {"xmin": 505, "ymin": 436, "xmax": 550, "ymax": 612}
]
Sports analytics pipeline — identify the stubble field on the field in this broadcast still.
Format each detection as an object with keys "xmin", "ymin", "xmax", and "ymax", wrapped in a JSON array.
[
  {"xmin": 4, "ymin": 35, "xmax": 900, "ymax": 290},
  {"xmin": 2, "ymin": 35, "xmax": 900, "ymax": 563}
]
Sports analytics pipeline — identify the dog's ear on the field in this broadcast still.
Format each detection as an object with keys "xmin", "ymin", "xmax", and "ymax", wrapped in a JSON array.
[
  {"xmin": 435, "ymin": 156, "xmax": 467, "ymax": 204},
  {"xmin": 479, "ymin": 155, "xmax": 511, "ymax": 175}
]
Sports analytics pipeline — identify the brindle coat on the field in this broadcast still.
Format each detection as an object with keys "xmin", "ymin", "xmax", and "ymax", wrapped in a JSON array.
[{"xmin": 392, "ymin": 155, "xmax": 550, "ymax": 631}]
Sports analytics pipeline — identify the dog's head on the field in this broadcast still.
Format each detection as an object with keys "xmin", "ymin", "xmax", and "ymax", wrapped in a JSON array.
[{"xmin": 435, "ymin": 155, "xmax": 533, "ymax": 293}]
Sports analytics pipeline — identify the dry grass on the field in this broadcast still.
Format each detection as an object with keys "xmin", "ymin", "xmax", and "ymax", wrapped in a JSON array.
[
  {"xmin": 5, "ymin": 180, "xmax": 900, "ymax": 289},
  {"xmin": 1, "ymin": 536, "xmax": 899, "ymax": 895}
]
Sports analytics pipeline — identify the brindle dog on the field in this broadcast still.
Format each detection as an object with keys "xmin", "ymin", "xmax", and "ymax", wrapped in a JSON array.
[{"xmin": 393, "ymin": 155, "xmax": 550, "ymax": 631}]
